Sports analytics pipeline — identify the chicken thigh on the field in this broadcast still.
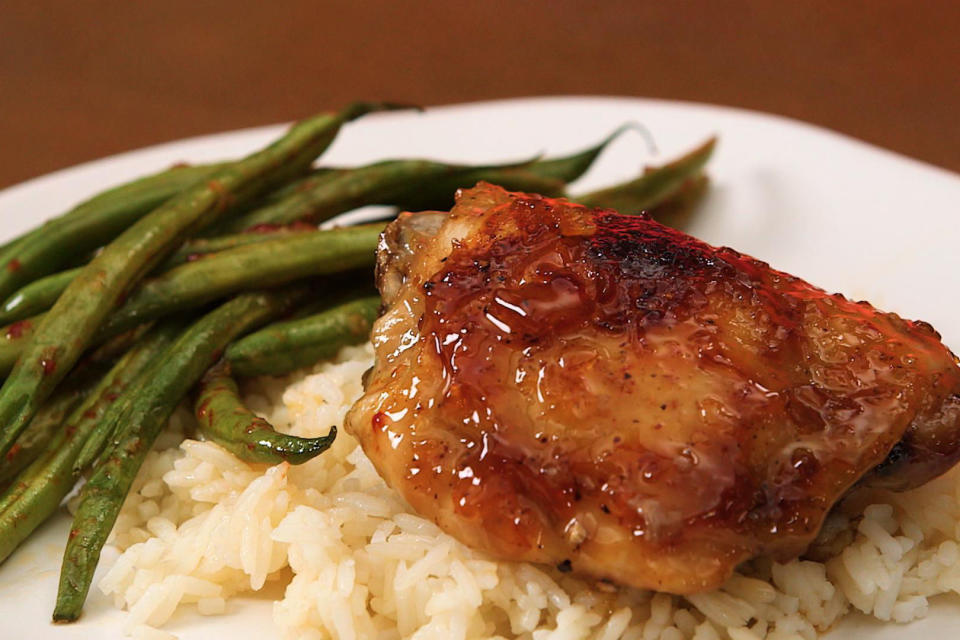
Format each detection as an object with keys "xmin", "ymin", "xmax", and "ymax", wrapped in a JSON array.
[{"xmin": 345, "ymin": 183, "xmax": 960, "ymax": 594}]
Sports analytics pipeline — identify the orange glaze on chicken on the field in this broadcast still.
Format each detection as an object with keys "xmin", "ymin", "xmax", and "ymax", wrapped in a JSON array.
[{"xmin": 345, "ymin": 183, "xmax": 960, "ymax": 594}]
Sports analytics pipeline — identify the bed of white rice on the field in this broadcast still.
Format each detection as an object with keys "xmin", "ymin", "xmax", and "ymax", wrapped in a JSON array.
[{"xmin": 93, "ymin": 343, "xmax": 960, "ymax": 640}]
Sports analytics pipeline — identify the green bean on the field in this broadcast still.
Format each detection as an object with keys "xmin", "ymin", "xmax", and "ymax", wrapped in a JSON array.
[
  {"xmin": 0, "ymin": 163, "xmax": 227, "ymax": 302},
  {"xmin": 211, "ymin": 159, "xmax": 526, "ymax": 233},
  {"xmin": 227, "ymin": 294, "xmax": 379, "ymax": 377},
  {"xmin": 521, "ymin": 124, "xmax": 634, "ymax": 182},
  {"xmin": 398, "ymin": 124, "xmax": 629, "ymax": 207},
  {"xmin": 643, "ymin": 174, "xmax": 710, "ymax": 230},
  {"xmin": 574, "ymin": 137, "xmax": 716, "ymax": 214},
  {"xmin": 0, "ymin": 235, "xmax": 33, "ymax": 284},
  {"xmin": 71, "ymin": 325, "xmax": 189, "ymax": 473},
  {"xmin": 0, "ymin": 103, "xmax": 397, "ymax": 458},
  {"xmin": 80, "ymin": 325, "xmax": 156, "ymax": 372},
  {"xmin": 99, "ymin": 223, "xmax": 384, "ymax": 338},
  {"xmin": 0, "ymin": 234, "xmax": 26, "ymax": 261},
  {"xmin": 386, "ymin": 128, "xmax": 635, "ymax": 212},
  {"xmin": 0, "ymin": 316, "xmax": 37, "ymax": 378},
  {"xmin": 211, "ymin": 128, "xmax": 626, "ymax": 233},
  {"xmin": 0, "ymin": 227, "xmax": 314, "ymax": 326},
  {"xmin": 53, "ymin": 286, "xmax": 312, "ymax": 621},
  {"xmin": 0, "ymin": 318, "xmax": 144, "ymax": 382},
  {"xmin": 0, "ymin": 319, "xmax": 144, "ymax": 382},
  {"xmin": 0, "ymin": 382, "xmax": 86, "ymax": 489},
  {"xmin": 0, "ymin": 270, "xmax": 77, "ymax": 326},
  {"xmin": 195, "ymin": 365, "xmax": 336, "ymax": 464},
  {"xmin": 162, "ymin": 225, "xmax": 314, "ymax": 269},
  {"xmin": 393, "ymin": 170, "xmax": 567, "ymax": 213},
  {"xmin": 254, "ymin": 167, "xmax": 335, "ymax": 205},
  {"xmin": 0, "ymin": 323, "xmax": 178, "ymax": 565}
]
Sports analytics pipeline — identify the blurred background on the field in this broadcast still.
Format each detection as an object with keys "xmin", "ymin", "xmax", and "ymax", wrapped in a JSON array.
[{"xmin": 1, "ymin": 0, "xmax": 957, "ymax": 189}]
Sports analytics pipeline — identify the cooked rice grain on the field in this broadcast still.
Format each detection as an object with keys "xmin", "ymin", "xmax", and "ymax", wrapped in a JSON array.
[{"xmin": 97, "ymin": 343, "xmax": 960, "ymax": 639}]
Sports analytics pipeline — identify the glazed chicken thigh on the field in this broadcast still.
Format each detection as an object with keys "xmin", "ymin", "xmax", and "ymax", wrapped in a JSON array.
[{"xmin": 345, "ymin": 183, "xmax": 960, "ymax": 594}]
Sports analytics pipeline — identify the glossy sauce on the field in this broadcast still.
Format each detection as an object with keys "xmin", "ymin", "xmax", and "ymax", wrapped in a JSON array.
[{"xmin": 347, "ymin": 184, "xmax": 960, "ymax": 593}]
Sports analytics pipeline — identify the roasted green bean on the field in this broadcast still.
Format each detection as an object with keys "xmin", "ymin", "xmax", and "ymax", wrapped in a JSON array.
[
  {"xmin": 0, "ymin": 316, "xmax": 36, "ymax": 378},
  {"xmin": 195, "ymin": 364, "xmax": 336, "ymax": 464},
  {"xmin": 99, "ymin": 223, "xmax": 384, "ymax": 338},
  {"xmin": 643, "ymin": 173, "xmax": 710, "ymax": 229},
  {"xmin": 212, "ymin": 159, "xmax": 538, "ymax": 233},
  {"xmin": 0, "ymin": 227, "xmax": 314, "ymax": 326},
  {"xmin": 574, "ymin": 137, "xmax": 716, "ymax": 215},
  {"xmin": 0, "ymin": 383, "xmax": 86, "ymax": 489},
  {"xmin": 522, "ymin": 124, "xmax": 633, "ymax": 182},
  {"xmin": 0, "ymin": 270, "xmax": 77, "ymax": 326},
  {"xmin": 212, "ymin": 128, "xmax": 626, "ymax": 232},
  {"xmin": 226, "ymin": 294, "xmax": 379, "ymax": 377}
]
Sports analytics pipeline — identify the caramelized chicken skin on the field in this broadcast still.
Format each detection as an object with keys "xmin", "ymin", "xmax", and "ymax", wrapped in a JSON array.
[{"xmin": 345, "ymin": 183, "xmax": 960, "ymax": 594}]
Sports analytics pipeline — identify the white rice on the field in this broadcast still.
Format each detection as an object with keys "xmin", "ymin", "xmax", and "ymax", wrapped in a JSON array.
[{"xmin": 95, "ymin": 343, "xmax": 960, "ymax": 639}]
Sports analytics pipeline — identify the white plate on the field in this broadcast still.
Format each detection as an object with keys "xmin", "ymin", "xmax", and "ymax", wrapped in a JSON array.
[{"xmin": 1, "ymin": 97, "xmax": 959, "ymax": 638}]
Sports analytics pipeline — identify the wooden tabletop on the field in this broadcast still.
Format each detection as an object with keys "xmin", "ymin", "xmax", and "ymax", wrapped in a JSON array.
[{"xmin": 1, "ymin": 1, "xmax": 957, "ymax": 190}]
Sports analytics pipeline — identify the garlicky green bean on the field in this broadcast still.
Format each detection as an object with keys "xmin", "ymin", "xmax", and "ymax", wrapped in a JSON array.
[
  {"xmin": 642, "ymin": 173, "xmax": 710, "ymax": 230},
  {"xmin": 213, "ymin": 159, "xmax": 546, "ymax": 233},
  {"xmin": 0, "ymin": 318, "xmax": 144, "ymax": 382},
  {"xmin": 0, "ymin": 323, "xmax": 179, "ymax": 565},
  {"xmin": 0, "ymin": 104, "xmax": 401, "ymax": 458},
  {"xmin": 195, "ymin": 364, "xmax": 337, "ymax": 464},
  {"xmin": 0, "ymin": 162, "xmax": 227, "ymax": 301},
  {"xmin": 0, "ymin": 226, "xmax": 314, "ymax": 326},
  {"xmin": 70, "ymin": 324, "xmax": 192, "ymax": 473},
  {"xmin": 53, "ymin": 286, "xmax": 314, "ymax": 621},
  {"xmin": 523, "ymin": 124, "xmax": 635, "ymax": 182},
  {"xmin": 162, "ymin": 225, "xmax": 313, "ymax": 268},
  {"xmin": 0, "ymin": 381, "xmax": 87, "ymax": 489},
  {"xmin": 212, "ymin": 127, "xmax": 627, "ymax": 233},
  {"xmin": 391, "ymin": 170, "xmax": 565, "ymax": 213},
  {"xmin": 226, "ymin": 294, "xmax": 380, "ymax": 377},
  {"xmin": 574, "ymin": 137, "xmax": 716, "ymax": 216},
  {"xmin": 0, "ymin": 235, "xmax": 34, "ymax": 288},
  {"xmin": 0, "ymin": 270, "xmax": 77, "ymax": 326},
  {"xmin": 386, "ymin": 126, "xmax": 634, "ymax": 212},
  {"xmin": 0, "ymin": 316, "xmax": 37, "ymax": 378},
  {"xmin": 98, "ymin": 223, "xmax": 385, "ymax": 338}
]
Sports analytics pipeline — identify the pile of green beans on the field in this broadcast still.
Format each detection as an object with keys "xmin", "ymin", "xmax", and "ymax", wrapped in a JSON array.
[{"xmin": 0, "ymin": 104, "xmax": 715, "ymax": 623}]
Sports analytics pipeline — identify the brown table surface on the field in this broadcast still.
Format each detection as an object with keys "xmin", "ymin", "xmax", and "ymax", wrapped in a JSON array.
[{"xmin": 1, "ymin": 1, "xmax": 957, "ymax": 190}]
